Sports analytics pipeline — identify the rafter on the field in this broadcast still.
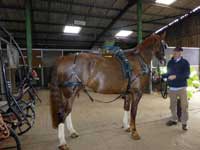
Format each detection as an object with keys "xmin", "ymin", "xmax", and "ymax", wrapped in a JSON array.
[
  {"xmin": 41, "ymin": 0, "xmax": 178, "ymax": 17},
  {"xmin": 89, "ymin": 0, "xmax": 137, "ymax": 48},
  {"xmin": 0, "ymin": 19, "xmax": 154, "ymax": 33},
  {"xmin": 0, "ymin": 5, "xmax": 133, "ymax": 22}
]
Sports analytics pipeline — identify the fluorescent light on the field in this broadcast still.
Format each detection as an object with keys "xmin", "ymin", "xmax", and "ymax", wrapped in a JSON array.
[
  {"xmin": 63, "ymin": 25, "xmax": 82, "ymax": 34},
  {"xmin": 74, "ymin": 20, "xmax": 86, "ymax": 26},
  {"xmin": 115, "ymin": 30, "xmax": 133, "ymax": 37},
  {"xmin": 155, "ymin": 0, "xmax": 176, "ymax": 5}
]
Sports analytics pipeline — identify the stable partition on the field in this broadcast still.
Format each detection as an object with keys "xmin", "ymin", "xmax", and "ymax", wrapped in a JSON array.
[{"xmin": 20, "ymin": 49, "xmax": 91, "ymax": 88}]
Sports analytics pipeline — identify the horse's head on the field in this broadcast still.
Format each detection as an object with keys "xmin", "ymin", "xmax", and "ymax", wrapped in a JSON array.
[{"xmin": 151, "ymin": 33, "xmax": 167, "ymax": 65}]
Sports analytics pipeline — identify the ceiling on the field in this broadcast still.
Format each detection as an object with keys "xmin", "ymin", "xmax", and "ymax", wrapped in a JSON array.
[{"xmin": 0, "ymin": 0, "xmax": 200, "ymax": 49}]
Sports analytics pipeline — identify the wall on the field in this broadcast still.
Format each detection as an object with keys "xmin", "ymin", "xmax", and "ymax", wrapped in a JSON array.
[{"xmin": 166, "ymin": 13, "xmax": 200, "ymax": 47}]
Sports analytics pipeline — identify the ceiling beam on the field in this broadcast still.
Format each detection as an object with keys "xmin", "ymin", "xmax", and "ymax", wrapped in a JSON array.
[
  {"xmin": 6, "ymin": 29, "xmax": 106, "ymax": 39},
  {"xmin": 41, "ymin": 0, "xmax": 123, "ymax": 11},
  {"xmin": 7, "ymin": 29, "xmax": 153, "ymax": 42},
  {"xmin": 10, "ymin": 37, "xmax": 103, "ymax": 49},
  {"xmin": 18, "ymin": 42, "xmax": 92, "ymax": 49},
  {"xmin": 0, "ymin": 19, "xmax": 105, "ymax": 30},
  {"xmin": 41, "ymin": 0, "xmax": 177, "ymax": 17},
  {"xmin": 0, "ymin": 5, "xmax": 175, "ymax": 24},
  {"xmin": 89, "ymin": 0, "xmax": 137, "ymax": 48},
  {"xmin": 0, "ymin": 19, "xmax": 154, "ymax": 33},
  {"xmin": 0, "ymin": 5, "xmax": 133, "ymax": 22},
  {"xmin": 114, "ymin": 13, "xmax": 183, "ymax": 29},
  {"xmin": 9, "ymin": 37, "xmax": 104, "ymax": 44}
]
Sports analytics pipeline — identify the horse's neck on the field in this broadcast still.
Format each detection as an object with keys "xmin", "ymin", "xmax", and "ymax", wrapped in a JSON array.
[{"xmin": 137, "ymin": 43, "xmax": 153, "ymax": 64}]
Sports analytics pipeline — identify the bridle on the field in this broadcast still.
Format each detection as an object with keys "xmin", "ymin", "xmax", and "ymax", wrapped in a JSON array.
[
  {"xmin": 158, "ymin": 40, "xmax": 168, "ymax": 99},
  {"xmin": 160, "ymin": 40, "xmax": 167, "ymax": 65}
]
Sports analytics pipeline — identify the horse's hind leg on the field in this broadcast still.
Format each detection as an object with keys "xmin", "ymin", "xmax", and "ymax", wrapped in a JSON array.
[
  {"xmin": 63, "ymin": 87, "xmax": 80, "ymax": 139},
  {"xmin": 57, "ymin": 108, "xmax": 69, "ymax": 150},
  {"xmin": 122, "ymin": 94, "xmax": 131, "ymax": 132},
  {"xmin": 57, "ymin": 87, "xmax": 78, "ymax": 150}
]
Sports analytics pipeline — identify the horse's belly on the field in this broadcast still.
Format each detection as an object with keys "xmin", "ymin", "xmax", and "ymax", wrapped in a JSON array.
[{"xmin": 87, "ymin": 77, "xmax": 127, "ymax": 94}]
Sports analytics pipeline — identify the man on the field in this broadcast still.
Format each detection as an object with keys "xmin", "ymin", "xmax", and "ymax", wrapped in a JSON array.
[{"xmin": 162, "ymin": 47, "xmax": 190, "ymax": 130}]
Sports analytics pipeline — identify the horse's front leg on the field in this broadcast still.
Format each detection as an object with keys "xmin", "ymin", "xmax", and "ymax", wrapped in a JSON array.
[
  {"xmin": 130, "ymin": 90, "xmax": 142, "ymax": 140},
  {"xmin": 65, "ymin": 113, "xmax": 79, "ymax": 138},
  {"xmin": 123, "ymin": 94, "xmax": 131, "ymax": 132}
]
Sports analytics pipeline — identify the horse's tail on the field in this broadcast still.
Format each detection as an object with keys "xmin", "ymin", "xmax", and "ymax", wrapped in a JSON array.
[{"xmin": 49, "ymin": 63, "xmax": 62, "ymax": 129}]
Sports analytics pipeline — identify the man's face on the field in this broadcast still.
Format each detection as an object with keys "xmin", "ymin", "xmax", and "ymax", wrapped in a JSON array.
[{"xmin": 173, "ymin": 51, "xmax": 182, "ymax": 59}]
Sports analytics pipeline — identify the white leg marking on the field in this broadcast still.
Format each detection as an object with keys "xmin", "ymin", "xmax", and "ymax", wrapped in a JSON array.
[
  {"xmin": 58, "ymin": 123, "xmax": 66, "ymax": 146},
  {"xmin": 123, "ymin": 110, "xmax": 130, "ymax": 129},
  {"xmin": 65, "ymin": 113, "xmax": 77, "ymax": 135}
]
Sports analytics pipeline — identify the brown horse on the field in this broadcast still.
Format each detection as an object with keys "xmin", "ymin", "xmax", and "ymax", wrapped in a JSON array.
[{"xmin": 50, "ymin": 34, "xmax": 166, "ymax": 150}]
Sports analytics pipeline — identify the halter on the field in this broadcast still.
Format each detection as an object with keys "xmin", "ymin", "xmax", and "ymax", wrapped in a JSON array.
[{"xmin": 160, "ymin": 40, "xmax": 167, "ymax": 64}]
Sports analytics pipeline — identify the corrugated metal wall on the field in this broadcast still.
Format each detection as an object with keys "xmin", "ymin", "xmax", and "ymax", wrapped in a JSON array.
[{"xmin": 166, "ymin": 13, "xmax": 200, "ymax": 47}]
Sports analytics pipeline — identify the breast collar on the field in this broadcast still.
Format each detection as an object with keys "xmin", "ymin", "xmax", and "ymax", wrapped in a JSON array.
[{"xmin": 133, "ymin": 49, "xmax": 150, "ymax": 75}]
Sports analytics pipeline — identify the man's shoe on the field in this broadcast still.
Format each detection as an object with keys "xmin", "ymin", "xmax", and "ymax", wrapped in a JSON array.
[
  {"xmin": 166, "ymin": 120, "xmax": 177, "ymax": 126},
  {"xmin": 182, "ymin": 124, "xmax": 188, "ymax": 131}
]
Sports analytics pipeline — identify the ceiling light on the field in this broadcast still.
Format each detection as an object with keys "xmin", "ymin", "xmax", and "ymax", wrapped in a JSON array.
[
  {"xmin": 63, "ymin": 25, "xmax": 82, "ymax": 34},
  {"xmin": 155, "ymin": 0, "xmax": 176, "ymax": 5},
  {"xmin": 74, "ymin": 20, "xmax": 86, "ymax": 26},
  {"xmin": 115, "ymin": 30, "xmax": 133, "ymax": 37}
]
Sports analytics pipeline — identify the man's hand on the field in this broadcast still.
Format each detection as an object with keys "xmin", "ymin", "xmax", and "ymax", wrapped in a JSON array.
[{"xmin": 168, "ymin": 75, "xmax": 176, "ymax": 80}]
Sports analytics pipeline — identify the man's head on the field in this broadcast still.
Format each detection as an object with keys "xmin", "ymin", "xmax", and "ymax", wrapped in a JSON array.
[{"xmin": 173, "ymin": 47, "xmax": 183, "ymax": 59}]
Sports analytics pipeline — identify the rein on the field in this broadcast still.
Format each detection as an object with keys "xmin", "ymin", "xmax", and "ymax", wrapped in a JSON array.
[{"xmin": 83, "ymin": 89, "xmax": 123, "ymax": 103}]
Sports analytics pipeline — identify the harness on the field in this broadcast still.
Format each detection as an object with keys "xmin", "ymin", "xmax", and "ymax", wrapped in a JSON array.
[
  {"xmin": 135, "ymin": 53, "xmax": 150, "ymax": 75},
  {"xmin": 61, "ymin": 54, "xmax": 82, "ymax": 88},
  {"xmin": 60, "ymin": 49, "xmax": 150, "ymax": 103},
  {"xmin": 103, "ymin": 46, "xmax": 132, "ymax": 78},
  {"xmin": 102, "ymin": 46, "xmax": 133, "ymax": 92}
]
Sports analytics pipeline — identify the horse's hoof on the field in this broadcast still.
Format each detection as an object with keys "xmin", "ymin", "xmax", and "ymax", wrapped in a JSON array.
[
  {"xmin": 58, "ymin": 144, "xmax": 70, "ymax": 150},
  {"xmin": 70, "ymin": 132, "xmax": 79, "ymax": 138},
  {"xmin": 124, "ymin": 128, "xmax": 131, "ymax": 132},
  {"xmin": 131, "ymin": 132, "xmax": 141, "ymax": 140}
]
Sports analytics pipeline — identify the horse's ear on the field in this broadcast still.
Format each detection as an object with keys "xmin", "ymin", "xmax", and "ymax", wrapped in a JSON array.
[{"xmin": 160, "ymin": 32, "xmax": 166, "ymax": 40}]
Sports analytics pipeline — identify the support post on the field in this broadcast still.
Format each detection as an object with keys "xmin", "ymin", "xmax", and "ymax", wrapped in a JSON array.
[
  {"xmin": 25, "ymin": 0, "xmax": 32, "ymax": 68},
  {"xmin": 0, "ymin": 41, "xmax": 5, "ymax": 100},
  {"xmin": 137, "ymin": 0, "xmax": 142, "ymax": 44},
  {"xmin": 41, "ymin": 51, "xmax": 44, "ymax": 87}
]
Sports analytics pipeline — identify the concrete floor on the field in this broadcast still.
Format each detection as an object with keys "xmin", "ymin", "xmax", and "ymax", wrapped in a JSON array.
[{"xmin": 19, "ymin": 90, "xmax": 200, "ymax": 150}]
